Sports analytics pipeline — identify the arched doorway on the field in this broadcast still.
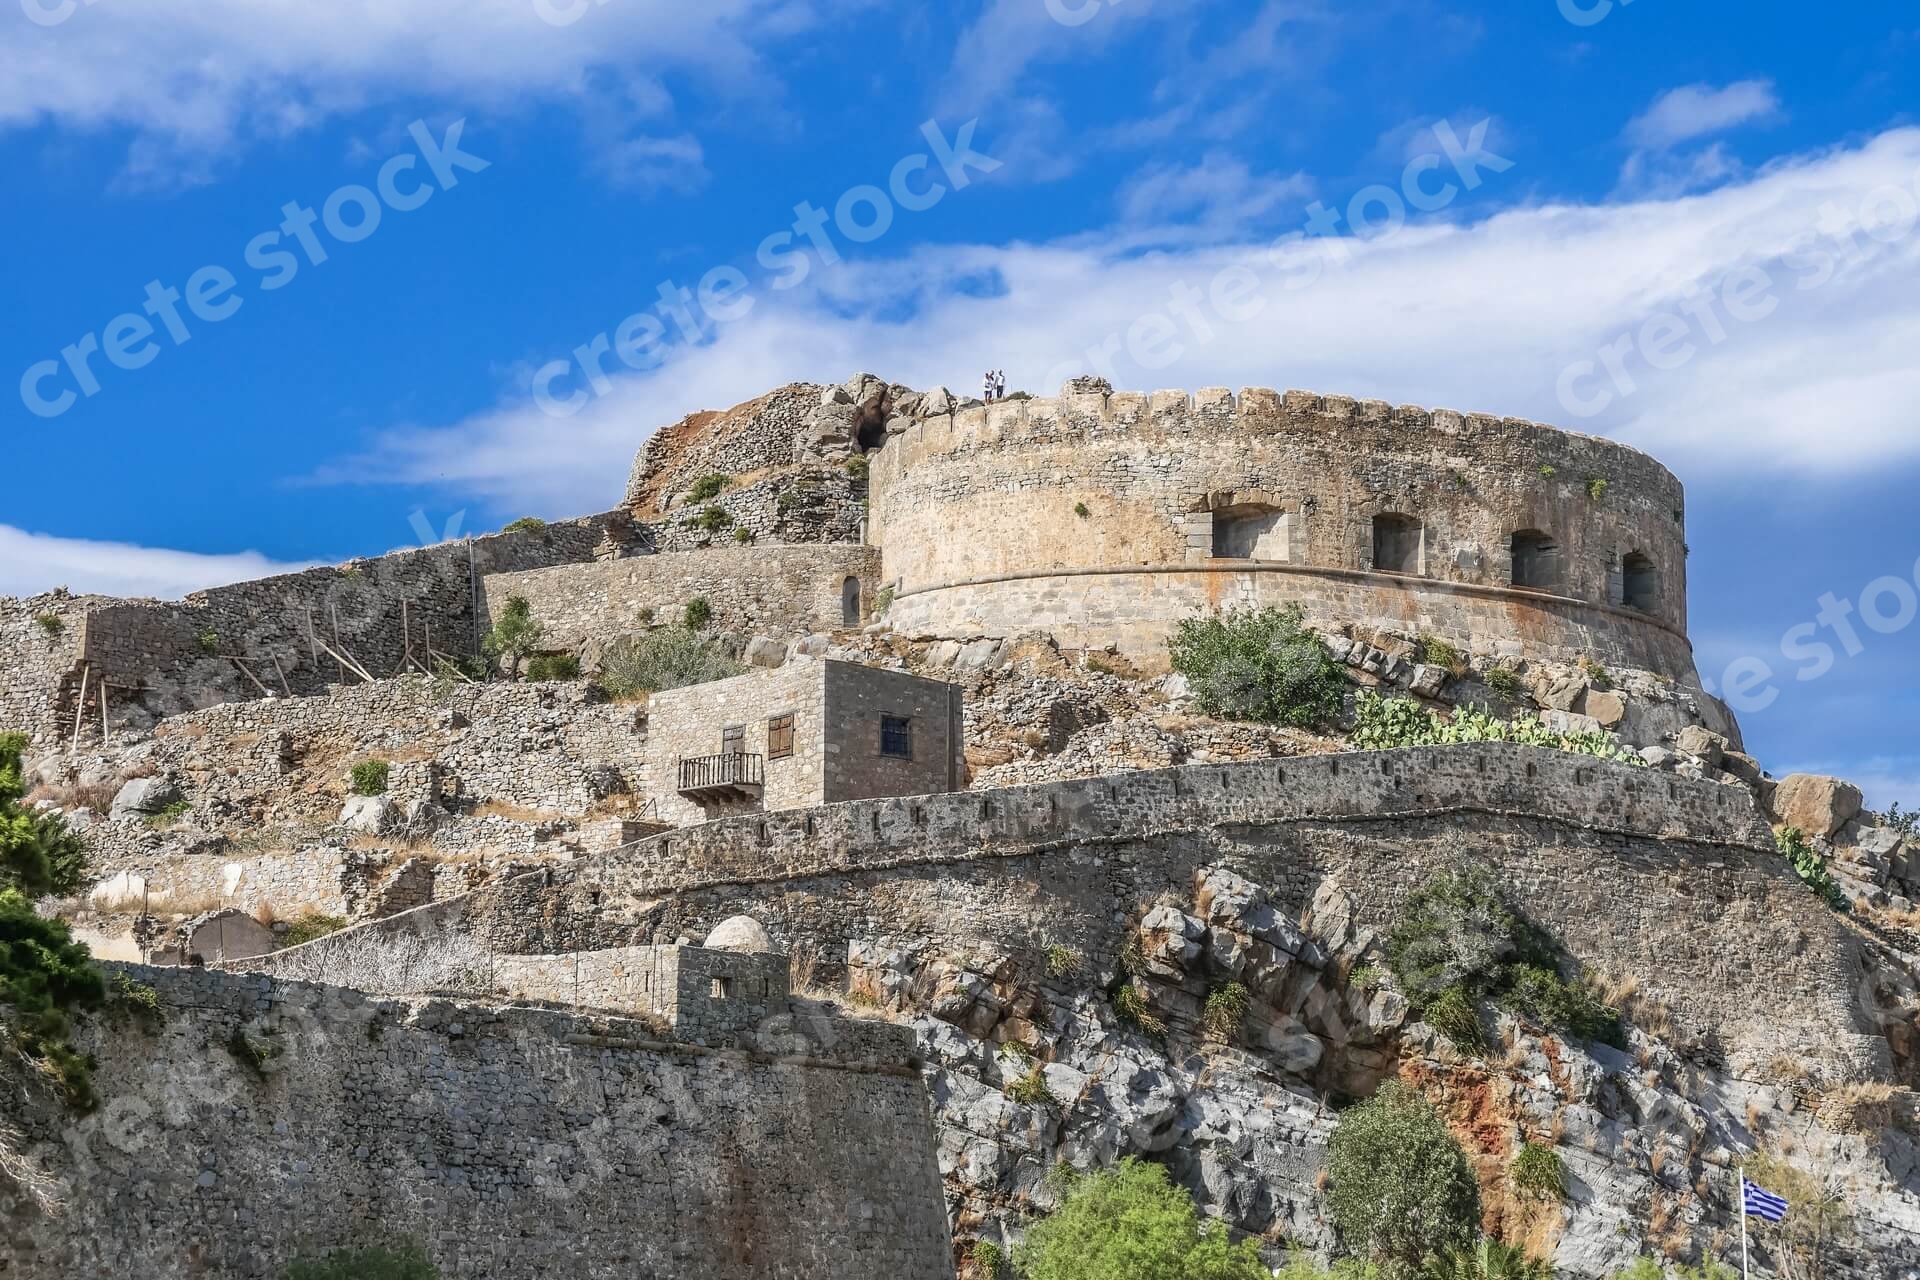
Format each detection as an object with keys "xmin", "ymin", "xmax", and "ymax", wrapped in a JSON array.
[{"xmin": 841, "ymin": 576, "xmax": 862, "ymax": 626}]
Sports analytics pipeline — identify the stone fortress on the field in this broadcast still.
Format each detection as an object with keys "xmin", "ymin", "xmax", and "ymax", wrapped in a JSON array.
[{"xmin": 3, "ymin": 374, "xmax": 1917, "ymax": 1280}]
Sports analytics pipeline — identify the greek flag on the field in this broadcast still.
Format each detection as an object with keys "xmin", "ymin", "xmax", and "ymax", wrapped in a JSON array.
[{"xmin": 1743, "ymin": 1177, "xmax": 1789, "ymax": 1222}]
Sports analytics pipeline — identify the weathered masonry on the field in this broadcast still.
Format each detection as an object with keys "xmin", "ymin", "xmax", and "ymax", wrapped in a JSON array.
[
  {"xmin": 644, "ymin": 658, "xmax": 965, "ymax": 825},
  {"xmin": 870, "ymin": 386, "xmax": 1696, "ymax": 678},
  {"xmin": 2, "ymin": 964, "xmax": 954, "ymax": 1280}
]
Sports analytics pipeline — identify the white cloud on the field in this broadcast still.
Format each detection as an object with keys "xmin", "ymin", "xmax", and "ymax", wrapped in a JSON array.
[
  {"xmin": 335, "ymin": 127, "xmax": 1920, "ymax": 515},
  {"xmin": 1116, "ymin": 153, "xmax": 1312, "ymax": 240},
  {"xmin": 0, "ymin": 0, "xmax": 834, "ymax": 168},
  {"xmin": 0, "ymin": 525, "xmax": 318, "ymax": 601},
  {"xmin": 1626, "ymin": 79, "xmax": 1781, "ymax": 150}
]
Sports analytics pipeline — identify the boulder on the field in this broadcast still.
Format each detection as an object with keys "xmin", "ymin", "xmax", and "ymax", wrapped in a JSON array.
[
  {"xmin": 744, "ymin": 636, "xmax": 787, "ymax": 669},
  {"xmin": 1674, "ymin": 725, "xmax": 1727, "ymax": 767},
  {"xmin": 1542, "ymin": 709, "xmax": 1603, "ymax": 737},
  {"xmin": 1770, "ymin": 774, "xmax": 1863, "ymax": 838},
  {"xmin": 110, "ymin": 776, "xmax": 179, "ymax": 821},
  {"xmin": 819, "ymin": 384, "xmax": 852, "ymax": 406},
  {"xmin": 922, "ymin": 387, "xmax": 954, "ymax": 416},
  {"xmin": 340, "ymin": 794, "xmax": 395, "ymax": 835},
  {"xmin": 1719, "ymin": 751, "xmax": 1764, "ymax": 786},
  {"xmin": 1582, "ymin": 689, "xmax": 1627, "ymax": 729},
  {"xmin": 1409, "ymin": 664, "xmax": 1448, "ymax": 699},
  {"xmin": 1538, "ymin": 674, "xmax": 1587, "ymax": 712},
  {"xmin": 1638, "ymin": 745, "xmax": 1678, "ymax": 768}
]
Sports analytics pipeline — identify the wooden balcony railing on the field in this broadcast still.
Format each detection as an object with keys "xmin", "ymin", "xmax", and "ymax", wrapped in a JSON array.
[{"xmin": 677, "ymin": 752, "xmax": 765, "ymax": 798}]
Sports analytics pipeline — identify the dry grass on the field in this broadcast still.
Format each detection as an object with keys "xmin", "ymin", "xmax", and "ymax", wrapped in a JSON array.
[
  {"xmin": 27, "ymin": 778, "xmax": 119, "ymax": 813},
  {"xmin": 1815, "ymin": 1081, "xmax": 1900, "ymax": 1135},
  {"xmin": 1588, "ymin": 969, "xmax": 1677, "ymax": 1044},
  {"xmin": 0, "ymin": 1117, "xmax": 61, "ymax": 1217}
]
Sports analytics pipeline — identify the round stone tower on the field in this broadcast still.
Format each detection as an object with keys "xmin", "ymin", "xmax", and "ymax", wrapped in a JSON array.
[{"xmin": 869, "ymin": 384, "xmax": 1697, "ymax": 682}]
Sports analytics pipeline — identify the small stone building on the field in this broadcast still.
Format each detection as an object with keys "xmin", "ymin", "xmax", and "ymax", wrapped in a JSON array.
[
  {"xmin": 644, "ymin": 658, "xmax": 964, "ymax": 825},
  {"xmin": 140, "ymin": 908, "xmax": 276, "ymax": 967}
]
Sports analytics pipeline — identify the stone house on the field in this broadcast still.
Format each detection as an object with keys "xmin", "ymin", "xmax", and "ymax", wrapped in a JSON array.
[{"xmin": 644, "ymin": 658, "xmax": 964, "ymax": 824}]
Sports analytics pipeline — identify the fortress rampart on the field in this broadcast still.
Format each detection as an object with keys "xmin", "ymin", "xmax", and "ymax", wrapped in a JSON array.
[
  {"xmin": 870, "ymin": 387, "xmax": 1695, "ymax": 678},
  {"xmin": 2, "ymin": 965, "xmax": 952, "ymax": 1280},
  {"xmin": 484, "ymin": 544, "xmax": 881, "ymax": 649},
  {"xmin": 247, "ymin": 746, "xmax": 1885, "ymax": 1081}
]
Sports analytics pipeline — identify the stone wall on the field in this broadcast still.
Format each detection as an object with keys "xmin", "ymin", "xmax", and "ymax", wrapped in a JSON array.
[
  {"xmin": 640, "ymin": 470, "xmax": 868, "ymax": 553},
  {"xmin": 2, "ymin": 515, "xmax": 620, "ymax": 741},
  {"xmin": 870, "ymin": 387, "xmax": 1696, "ymax": 678},
  {"xmin": 485, "ymin": 544, "xmax": 882, "ymax": 653},
  {"xmin": 642, "ymin": 659, "xmax": 964, "ymax": 826},
  {"xmin": 138, "ymin": 676, "xmax": 648, "ymax": 823},
  {"xmin": 282, "ymin": 745, "xmax": 1885, "ymax": 1082},
  {"xmin": 2, "ymin": 965, "xmax": 953, "ymax": 1280},
  {"xmin": 0, "ymin": 591, "xmax": 93, "ymax": 745}
]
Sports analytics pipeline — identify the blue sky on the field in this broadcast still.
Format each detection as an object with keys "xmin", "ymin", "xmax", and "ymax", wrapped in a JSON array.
[{"xmin": 2, "ymin": 1, "xmax": 1917, "ymax": 806}]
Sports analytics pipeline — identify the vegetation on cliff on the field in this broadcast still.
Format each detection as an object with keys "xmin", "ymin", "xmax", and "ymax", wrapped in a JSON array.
[
  {"xmin": 0, "ymin": 731, "xmax": 102, "ymax": 1109},
  {"xmin": 594, "ymin": 626, "xmax": 744, "ymax": 698},
  {"xmin": 1169, "ymin": 606, "xmax": 1347, "ymax": 728},
  {"xmin": 284, "ymin": 1243, "xmax": 438, "ymax": 1279},
  {"xmin": 1014, "ymin": 1158, "xmax": 1269, "ymax": 1280},
  {"xmin": 1350, "ymin": 691, "xmax": 1644, "ymax": 766},
  {"xmin": 1326, "ymin": 1082, "xmax": 1481, "ymax": 1278},
  {"xmin": 1384, "ymin": 864, "xmax": 1624, "ymax": 1052}
]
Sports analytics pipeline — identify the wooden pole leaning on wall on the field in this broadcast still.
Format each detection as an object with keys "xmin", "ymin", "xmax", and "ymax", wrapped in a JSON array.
[
  {"xmin": 269, "ymin": 654, "xmax": 293, "ymax": 697},
  {"xmin": 98, "ymin": 682, "xmax": 108, "ymax": 746}
]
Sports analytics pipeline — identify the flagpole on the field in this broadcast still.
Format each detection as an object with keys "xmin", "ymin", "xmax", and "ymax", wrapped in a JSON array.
[{"xmin": 1737, "ymin": 1163, "xmax": 1750, "ymax": 1280}]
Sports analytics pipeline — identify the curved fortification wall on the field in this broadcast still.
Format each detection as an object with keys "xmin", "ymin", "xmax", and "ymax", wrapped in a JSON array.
[{"xmin": 870, "ymin": 386, "xmax": 1696, "ymax": 680}]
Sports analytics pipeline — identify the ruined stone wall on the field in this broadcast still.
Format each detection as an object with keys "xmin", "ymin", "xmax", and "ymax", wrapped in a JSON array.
[
  {"xmin": 289, "ymin": 746, "xmax": 1885, "ymax": 1081},
  {"xmin": 870, "ymin": 387, "xmax": 1694, "ymax": 678},
  {"xmin": 2, "ymin": 965, "xmax": 954, "ymax": 1280},
  {"xmin": 0, "ymin": 591, "xmax": 93, "ymax": 745},
  {"xmin": 486, "ymin": 544, "xmax": 882, "ymax": 653},
  {"xmin": 1, "ymin": 516, "xmax": 620, "ymax": 741},
  {"xmin": 623, "ymin": 384, "xmax": 819, "ymax": 514},
  {"xmin": 133, "ymin": 676, "xmax": 647, "ymax": 825},
  {"xmin": 639, "ymin": 470, "xmax": 868, "ymax": 553}
]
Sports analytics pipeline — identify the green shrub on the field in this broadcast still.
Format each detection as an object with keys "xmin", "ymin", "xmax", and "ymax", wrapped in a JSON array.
[
  {"xmin": 1201, "ymin": 982, "xmax": 1251, "ymax": 1042},
  {"xmin": 195, "ymin": 626, "xmax": 220, "ymax": 655},
  {"xmin": 1168, "ymin": 606, "xmax": 1346, "ymax": 729},
  {"xmin": 1424, "ymin": 985, "xmax": 1485, "ymax": 1053},
  {"xmin": 1424, "ymin": 1239, "xmax": 1552, "ymax": 1279},
  {"xmin": 691, "ymin": 505, "xmax": 733, "ymax": 533},
  {"xmin": 500, "ymin": 516, "xmax": 548, "ymax": 534},
  {"xmin": 1014, "ymin": 1158, "xmax": 1268, "ymax": 1280},
  {"xmin": 142, "ymin": 799, "xmax": 193, "ymax": 829},
  {"xmin": 1508, "ymin": 1142, "xmax": 1565, "ymax": 1201},
  {"xmin": 1776, "ymin": 826, "xmax": 1849, "ymax": 912},
  {"xmin": 1327, "ymin": 1082, "xmax": 1480, "ymax": 1278},
  {"xmin": 281, "ymin": 914, "xmax": 350, "ymax": 948},
  {"xmin": 595, "ymin": 628, "xmax": 744, "ymax": 698},
  {"xmin": 283, "ymin": 1243, "xmax": 439, "ymax": 1279},
  {"xmin": 0, "ymin": 890, "xmax": 104, "ymax": 1109},
  {"xmin": 1073, "ymin": 501, "xmax": 1091, "ymax": 518},
  {"xmin": 1538, "ymin": 465, "xmax": 1555, "ymax": 479},
  {"xmin": 350, "ymin": 760, "xmax": 390, "ymax": 796},
  {"xmin": 1577, "ymin": 657, "xmax": 1612, "ymax": 690},
  {"xmin": 1275, "ymin": 1252, "xmax": 1385, "ymax": 1279},
  {"xmin": 1005, "ymin": 1063, "xmax": 1058, "ymax": 1107},
  {"xmin": 482, "ymin": 596, "xmax": 545, "ymax": 673},
  {"xmin": 34, "ymin": 614, "xmax": 62, "ymax": 636},
  {"xmin": 733, "ymin": 527, "xmax": 754, "ymax": 544},
  {"xmin": 523, "ymin": 654, "xmax": 580, "ymax": 681},
  {"xmin": 1611, "ymin": 1262, "xmax": 1736, "ymax": 1280},
  {"xmin": 1, "ymin": 732, "xmax": 89, "ymax": 898},
  {"xmin": 1415, "ymin": 635, "xmax": 1466, "ymax": 676},
  {"xmin": 968, "ymin": 1239, "xmax": 1004, "ymax": 1280},
  {"xmin": 111, "ymin": 971, "xmax": 164, "ymax": 1024},
  {"xmin": 1349, "ymin": 692, "xmax": 1643, "ymax": 767},
  {"xmin": 1386, "ymin": 864, "xmax": 1623, "ymax": 1051},
  {"xmin": 1585, "ymin": 478, "xmax": 1609, "ymax": 502},
  {"xmin": 843, "ymin": 455, "xmax": 869, "ymax": 480},
  {"xmin": 871, "ymin": 586, "xmax": 895, "ymax": 617},
  {"xmin": 686, "ymin": 474, "xmax": 732, "ymax": 502},
  {"xmin": 1481, "ymin": 664, "xmax": 1523, "ymax": 700},
  {"xmin": 683, "ymin": 596, "xmax": 714, "ymax": 630},
  {"xmin": 1112, "ymin": 983, "xmax": 1165, "ymax": 1036},
  {"xmin": 1045, "ymin": 944, "xmax": 1081, "ymax": 978}
]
